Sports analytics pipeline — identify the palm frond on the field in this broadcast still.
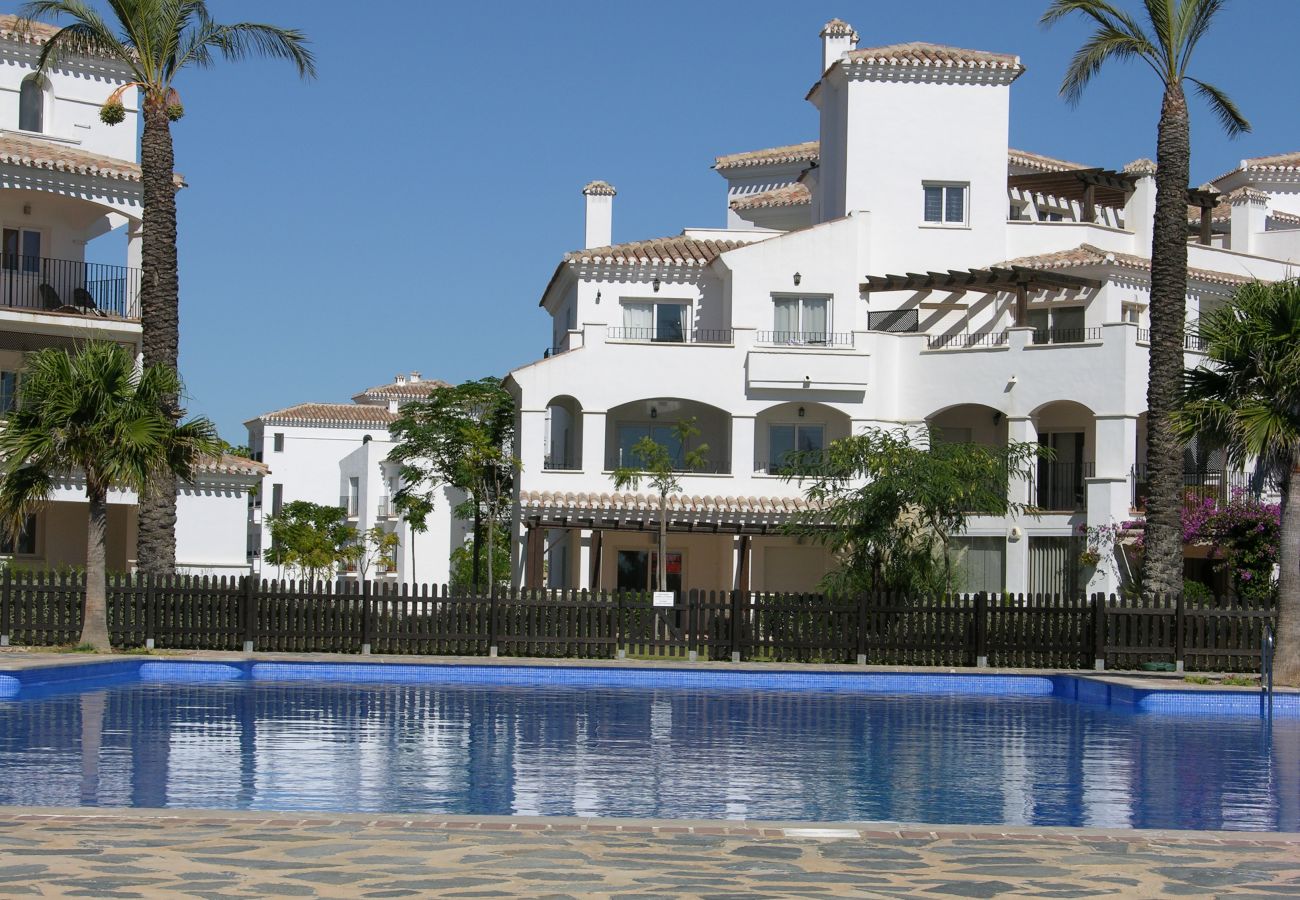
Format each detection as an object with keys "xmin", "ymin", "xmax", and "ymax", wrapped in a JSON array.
[
  {"xmin": 1141, "ymin": 0, "xmax": 1178, "ymax": 70},
  {"xmin": 1177, "ymin": 0, "xmax": 1227, "ymax": 72},
  {"xmin": 1042, "ymin": 1, "xmax": 1161, "ymax": 101},
  {"xmin": 193, "ymin": 22, "xmax": 316, "ymax": 78},
  {"xmin": 1189, "ymin": 77, "xmax": 1251, "ymax": 138},
  {"xmin": 21, "ymin": 0, "xmax": 138, "ymax": 75}
]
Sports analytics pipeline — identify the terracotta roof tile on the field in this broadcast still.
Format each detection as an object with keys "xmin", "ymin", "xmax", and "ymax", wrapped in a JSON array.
[
  {"xmin": 714, "ymin": 141, "xmax": 820, "ymax": 171},
  {"xmin": 0, "ymin": 15, "xmax": 62, "ymax": 45},
  {"xmin": 565, "ymin": 235, "xmax": 748, "ymax": 266},
  {"xmin": 0, "ymin": 131, "xmax": 182, "ymax": 187},
  {"xmin": 820, "ymin": 18, "xmax": 858, "ymax": 39},
  {"xmin": 730, "ymin": 182, "xmax": 811, "ymax": 211},
  {"xmin": 1007, "ymin": 148, "xmax": 1089, "ymax": 173},
  {"xmin": 254, "ymin": 402, "xmax": 397, "ymax": 428},
  {"xmin": 582, "ymin": 180, "xmax": 616, "ymax": 196},
  {"xmin": 353, "ymin": 378, "xmax": 450, "ymax": 402},
  {"xmin": 842, "ymin": 41, "xmax": 1022, "ymax": 72},
  {"xmin": 520, "ymin": 490, "xmax": 817, "ymax": 517},
  {"xmin": 1239, "ymin": 151, "xmax": 1300, "ymax": 171},
  {"xmin": 197, "ymin": 453, "xmax": 269, "ymax": 477},
  {"xmin": 1002, "ymin": 243, "xmax": 1252, "ymax": 288}
]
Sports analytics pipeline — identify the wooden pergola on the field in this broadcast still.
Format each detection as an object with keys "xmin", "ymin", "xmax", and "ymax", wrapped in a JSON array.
[
  {"xmin": 1008, "ymin": 168, "xmax": 1220, "ymax": 244},
  {"xmin": 859, "ymin": 266, "xmax": 1102, "ymax": 327}
]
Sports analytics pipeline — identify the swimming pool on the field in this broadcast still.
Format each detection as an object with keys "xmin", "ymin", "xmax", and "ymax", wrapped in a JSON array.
[{"xmin": 0, "ymin": 660, "xmax": 1295, "ymax": 831}]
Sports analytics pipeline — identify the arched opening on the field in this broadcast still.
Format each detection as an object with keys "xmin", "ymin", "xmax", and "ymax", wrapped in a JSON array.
[
  {"xmin": 544, "ymin": 395, "xmax": 582, "ymax": 470},
  {"xmin": 926, "ymin": 403, "xmax": 1008, "ymax": 449},
  {"xmin": 19, "ymin": 75, "xmax": 46, "ymax": 133},
  {"xmin": 1030, "ymin": 400, "xmax": 1096, "ymax": 512},
  {"xmin": 604, "ymin": 398, "xmax": 730, "ymax": 473},
  {"xmin": 754, "ymin": 401, "xmax": 851, "ymax": 473}
]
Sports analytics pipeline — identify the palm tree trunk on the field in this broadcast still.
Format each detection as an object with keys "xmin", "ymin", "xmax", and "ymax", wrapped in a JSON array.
[
  {"xmin": 1276, "ymin": 460, "xmax": 1300, "ymax": 686},
  {"xmin": 81, "ymin": 488, "xmax": 112, "ymax": 650},
  {"xmin": 136, "ymin": 100, "xmax": 181, "ymax": 578},
  {"xmin": 1142, "ymin": 85, "xmax": 1191, "ymax": 602}
]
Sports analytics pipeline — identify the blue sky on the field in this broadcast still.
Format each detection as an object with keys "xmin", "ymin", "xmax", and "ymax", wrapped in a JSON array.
[{"xmin": 9, "ymin": 0, "xmax": 1298, "ymax": 441}]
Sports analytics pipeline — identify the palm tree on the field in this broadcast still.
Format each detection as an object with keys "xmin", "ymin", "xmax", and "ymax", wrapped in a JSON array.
[
  {"xmin": 1176, "ymin": 280, "xmax": 1300, "ymax": 686},
  {"xmin": 0, "ymin": 342, "xmax": 218, "ymax": 650},
  {"xmin": 1042, "ymin": 0, "xmax": 1249, "ymax": 600},
  {"xmin": 22, "ymin": 0, "xmax": 315, "ymax": 577}
]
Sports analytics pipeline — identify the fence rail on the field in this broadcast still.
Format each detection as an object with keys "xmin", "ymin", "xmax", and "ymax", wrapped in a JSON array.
[
  {"xmin": 0, "ymin": 573, "xmax": 1276, "ymax": 672},
  {"xmin": 0, "ymin": 254, "xmax": 140, "ymax": 319}
]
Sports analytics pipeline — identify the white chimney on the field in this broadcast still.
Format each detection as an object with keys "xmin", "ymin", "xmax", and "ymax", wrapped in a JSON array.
[
  {"xmin": 583, "ymin": 180, "xmax": 616, "ymax": 249},
  {"xmin": 409, "ymin": 371, "xmax": 420, "ymax": 383},
  {"xmin": 820, "ymin": 18, "xmax": 858, "ymax": 74},
  {"xmin": 395, "ymin": 373, "xmax": 406, "ymax": 385},
  {"xmin": 1228, "ymin": 186, "xmax": 1268, "ymax": 254},
  {"xmin": 1122, "ymin": 158, "xmax": 1157, "ymax": 253}
]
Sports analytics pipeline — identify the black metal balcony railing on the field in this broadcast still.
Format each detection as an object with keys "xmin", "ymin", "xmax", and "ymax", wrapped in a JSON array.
[
  {"xmin": 606, "ymin": 327, "xmax": 733, "ymax": 344},
  {"xmin": 1135, "ymin": 328, "xmax": 1209, "ymax": 352},
  {"xmin": 927, "ymin": 331, "xmax": 1009, "ymax": 350},
  {"xmin": 604, "ymin": 453, "xmax": 731, "ymax": 475},
  {"xmin": 755, "ymin": 451, "xmax": 833, "ymax": 475},
  {"xmin": 1130, "ymin": 465, "xmax": 1274, "ymax": 512},
  {"xmin": 376, "ymin": 497, "xmax": 392, "ymax": 518},
  {"xmin": 756, "ymin": 331, "xmax": 853, "ymax": 347},
  {"xmin": 339, "ymin": 496, "xmax": 358, "ymax": 517},
  {"xmin": 543, "ymin": 454, "xmax": 581, "ymax": 471},
  {"xmin": 1029, "ymin": 462, "xmax": 1095, "ymax": 511},
  {"xmin": 0, "ymin": 254, "xmax": 140, "ymax": 318},
  {"xmin": 1029, "ymin": 327, "xmax": 1103, "ymax": 345}
]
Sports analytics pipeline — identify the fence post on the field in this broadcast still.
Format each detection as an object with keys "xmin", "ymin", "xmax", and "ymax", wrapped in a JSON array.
[
  {"xmin": 0, "ymin": 566, "xmax": 10, "ymax": 647},
  {"xmin": 241, "ymin": 574, "xmax": 256, "ymax": 653},
  {"xmin": 615, "ymin": 590, "xmax": 625, "ymax": 660},
  {"xmin": 142, "ymin": 573, "xmax": 156, "ymax": 650},
  {"xmin": 360, "ymin": 579, "xmax": 372, "ymax": 655},
  {"xmin": 1091, "ymin": 592, "xmax": 1106, "ymax": 671},
  {"xmin": 856, "ymin": 592, "xmax": 868, "ymax": 665},
  {"xmin": 973, "ymin": 592, "xmax": 989, "ymax": 668},
  {"xmin": 1174, "ymin": 590, "xmax": 1185, "ymax": 673},
  {"xmin": 488, "ymin": 585, "xmax": 499, "ymax": 658},
  {"xmin": 687, "ymin": 590, "xmax": 699, "ymax": 663},
  {"xmin": 729, "ymin": 589, "xmax": 743, "ymax": 663}
]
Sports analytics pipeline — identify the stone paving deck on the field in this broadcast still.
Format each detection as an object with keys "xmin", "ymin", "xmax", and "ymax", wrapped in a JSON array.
[{"xmin": 0, "ymin": 809, "xmax": 1296, "ymax": 899}]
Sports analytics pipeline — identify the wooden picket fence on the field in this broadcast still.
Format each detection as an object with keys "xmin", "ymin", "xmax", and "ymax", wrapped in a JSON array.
[{"xmin": 0, "ymin": 571, "xmax": 1276, "ymax": 672}]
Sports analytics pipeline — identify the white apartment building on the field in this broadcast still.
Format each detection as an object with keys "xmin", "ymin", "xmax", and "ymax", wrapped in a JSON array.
[
  {"xmin": 507, "ymin": 19, "xmax": 1299, "ymax": 599},
  {"xmin": 245, "ymin": 373, "xmax": 467, "ymax": 585},
  {"xmin": 0, "ymin": 16, "xmax": 262, "ymax": 576}
]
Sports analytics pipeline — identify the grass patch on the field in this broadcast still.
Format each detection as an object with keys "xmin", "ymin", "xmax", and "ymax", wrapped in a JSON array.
[
  {"xmin": 54, "ymin": 643, "xmax": 100, "ymax": 654},
  {"xmin": 1221, "ymin": 674, "xmax": 1259, "ymax": 687},
  {"xmin": 1183, "ymin": 675, "xmax": 1213, "ymax": 684}
]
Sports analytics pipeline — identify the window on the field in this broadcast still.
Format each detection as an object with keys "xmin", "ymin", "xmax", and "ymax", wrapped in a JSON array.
[
  {"xmin": 272, "ymin": 432, "xmax": 284, "ymax": 452},
  {"xmin": 923, "ymin": 182, "xmax": 967, "ymax": 225},
  {"xmin": 1028, "ymin": 536, "xmax": 1083, "ymax": 599},
  {"xmin": 767, "ymin": 424, "xmax": 823, "ymax": 472},
  {"xmin": 1009, "ymin": 202, "xmax": 1029, "ymax": 221},
  {"xmin": 616, "ymin": 549, "xmax": 682, "ymax": 593},
  {"xmin": 1037, "ymin": 206, "xmax": 1065, "ymax": 222},
  {"xmin": 347, "ymin": 477, "xmax": 360, "ymax": 515},
  {"xmin": 0, "ymin": 372, "xmax": 19, "ymax": 413},
  {"xmin": 772, "ymin": 296, "xmax": 829, "ymax": 342},
  {"xmin": 0, "ymin": 514, "xmax": 36, "ymax": 555},
  {"xmin": 2, "ymin": 228, "xmax": 41, "ymax": 273},
  {"xmin": 614, "ymin": 424, "xmax": 684, "ymax": 469},
  {"xmin": 1028, "ymin": 306, "xmax": 1086, "ymax": 344},
  {"xmin": 948, "ymin": 537, "xmax": 1006, "ymax": 595},
  {"xmin": 622, "ymin": 301, "xmax": 687, "ymax": 342},
  {"xmin": 1123, "ymin": 305, "xmax": 1143, "ymax": 324},
  {"xmin": 270, "ymin": 483, "xmax": 283, "ymax": 517},
  {"xmin": 18, "ymin": 75, "xmax": 43, "ymax": 133}
]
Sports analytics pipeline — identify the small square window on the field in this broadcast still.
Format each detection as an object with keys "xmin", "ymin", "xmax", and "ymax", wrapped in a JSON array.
[
  {"xmin": 273, "ymin": 432, "xmax": 284, "ymax": 452},
  {"xmin": 923, "ymin": 183, "xmax": 967, "ymax": 225}
]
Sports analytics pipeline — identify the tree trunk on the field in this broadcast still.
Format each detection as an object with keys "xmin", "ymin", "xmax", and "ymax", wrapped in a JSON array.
[
  {"xmin": 136, "ymin": 99, "xmax": 181, "ymax": 577},
  {"xmin": 486, "ymin": 507, "xmax": 495, "ymax": 596},
  {"xmin": 658, "ymin": 494, "xmax": 667, "ymax": 593},
  {"xmin": 1142, "ymin": 85, "xmax": 1191, "ymax": 602},
  {"xmin": 472, "ymin": 502, "xmax": 482, "ymax": 592},
  {"xmin": 80, "ymin": 488, "xmax": 112, "ymax": 650},
  {"xmin": 1275, "ymin": 461, "xmax": 1300, "ymax": 686}
]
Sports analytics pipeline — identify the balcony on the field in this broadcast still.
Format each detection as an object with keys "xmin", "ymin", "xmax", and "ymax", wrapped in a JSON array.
[
  {"xmin": 0, "ymin": 255, "xmax": 140, "ymax": 319},
  {"xmin": 376, "ymin": 497, "xmax": 392, "ymax": 518},
  {"xmin": 1029, "ymin": 327, "xmax": 1102, "ymax": 346},
  {"xmin": 1029, "ymin": 462, "xmax": 1095, "ymax": 511},
  {"xmin": 339, "ymin": 495, "xmax": 359, "ymax": 518},
  {"xmin": 606, "ymin": 326, "xmax": 733, "ymax": 344},
  {"xmin": 927, "ymin": 331, "xmax": 1009, "ymax": 350},
  {"xmin": 1130, "ymin": 466, "xmax": 1274, "ymax": 512},
  {"xmin": 756, "ymin": 330, "xmax": 853, "ymax": 347},
  {"xmin": 1136, "ymin": 328, "xmax": 1209, "ymax": 352},
  {"xmin": 543, "ymin": 454, "xmax": 580, "ymax": 471}
]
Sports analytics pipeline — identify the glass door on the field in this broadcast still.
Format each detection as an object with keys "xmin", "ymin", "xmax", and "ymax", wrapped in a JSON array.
[{"xmin": 2, "ymin": 228, "xmax": 41, "ymax": 310}]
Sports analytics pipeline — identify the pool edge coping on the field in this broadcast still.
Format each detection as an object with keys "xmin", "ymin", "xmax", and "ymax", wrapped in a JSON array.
[{"xmin": 1, "ymin": 805, "xmax": 1297, "ymax": 845}]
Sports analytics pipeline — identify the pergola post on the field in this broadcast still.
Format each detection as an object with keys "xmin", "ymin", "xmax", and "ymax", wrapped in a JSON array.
[{"xmin": 1199, "ymin": 206, "xmax": 1213, "ymax": 246}]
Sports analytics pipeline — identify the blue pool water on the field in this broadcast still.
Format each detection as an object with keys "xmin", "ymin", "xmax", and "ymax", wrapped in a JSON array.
[{"xmin": 0, "ymin": 662, "xmax": 1295, "ymax": 831}]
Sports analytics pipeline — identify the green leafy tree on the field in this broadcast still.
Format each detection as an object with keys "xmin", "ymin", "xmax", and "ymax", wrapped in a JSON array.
[
  {"xmin": 785, "ymin": 428, "xmax": 1041, "ymax": 596},
  {"xmin": 612, "ymin": 418, "xmax": 709, "ymax": 593},
  {"xmin": 388, "ymin": 378, "xmax": 518, "ymax": 592},
  {"xmin": 347, "ymin": 525, "xmax": 400, "ymax": 582},
  {"xmin": 0, "ymin": 342, "xmax": 218, "ymax": 650},
  {"xmin": 449, "ymin": 525, "xmax": 511, "ymax": 591},
  {"xmin": 392, "ymin": 490, "xmax": 433, "ymax": 584},
  {"xmin": 1174, "ymin": 279, "xmax": 1300, "ymax": 685},
  {"xmin": 265, "ymin": 500, "xmax": 357, "ymax": 584},
  {"xmin": 1042, "ymin": 0, "xmax": 1249, "ymax": 601},
  {"xmin": 22, "ymin": 0, "xmax": 315, "ymax": 577}
]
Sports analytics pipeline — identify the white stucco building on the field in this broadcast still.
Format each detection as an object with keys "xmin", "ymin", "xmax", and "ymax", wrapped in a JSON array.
[
  {"xmin": 507, "ymin": 19, "xmax": 1299, "ymax": 598},
  {"xmin": 245, "ymin": 373, "xmax": 468, "ymax": 585},
  {"xmin": 0, "ymin": 16, "xmax": 262, "ymax": 576}
]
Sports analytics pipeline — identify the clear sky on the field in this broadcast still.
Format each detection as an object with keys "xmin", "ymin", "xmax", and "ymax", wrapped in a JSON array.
[{"xmin": 8, "ymin": 0, "xmax": 1298, "ymax": 442}]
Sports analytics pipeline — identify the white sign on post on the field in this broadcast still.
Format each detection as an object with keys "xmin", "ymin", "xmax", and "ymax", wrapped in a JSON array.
[{"xmin": 652, "ymin": 591, "xmax": 676, "ymax": 608}]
